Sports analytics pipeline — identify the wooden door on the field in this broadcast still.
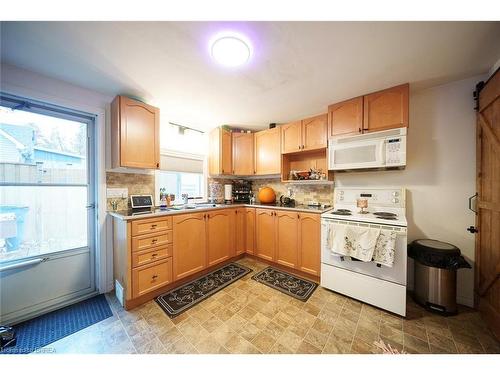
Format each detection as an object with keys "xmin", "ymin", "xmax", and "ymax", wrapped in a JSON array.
[
  {"xmin": 281, "ymin": 120, "xmax": 302, "ymax": 154},
  {"xmin": 298, "ymin": 213, "xmax": 321, "ymax": 276},
  {"xmin": 172, "ymin": 213, "xmax": 206, "ymax": 280},
  {"xmin": 206, "ymin": 210, "xmax": 234, "ymax": 267},
  {"xmin": 363, "ymin": 83, "xmax": 409, "ymax": 132},
  {"xmin": 254, "ymin": 128, "xmax": 281, "ymax": 175},
  {"xmin": 234, "ymin": 208, "xmax": 246, "ymax": 255},
  {"xmin": 275, "ymin": 211, "xmax": 298, "ymax": 269},
  {"xmin": 245, "ymin": 208, "xmax": 256, "ymax": 254},
  {"xmin": 475, "ymin": 70, "xmax": 500, "ymax": 339},
  {"xmin": 112, "ymin": 95, "xmax": 159, "ymax": 169},
  {"xmin": 208, "ymin": 127, "xmax": 232, "ymax": 175},
  {"xmin": 328, "ymin": 97, "xmax": 363, "ymax": 137},
  {"xmin": 302, "ymin": 113, "xmax": 327, "ymax": 151},
  {"xmin": 232, "ymin": 132, "xmax": 254, "ymax": 175},
  {"xmin": 255, "ymin": 209, "xmax": 275, "ymax": 261}
]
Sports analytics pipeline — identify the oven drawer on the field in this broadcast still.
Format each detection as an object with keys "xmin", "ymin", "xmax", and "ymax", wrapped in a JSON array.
[
  {"xmin": 132, "ymin": 231, "xmax": 173, "ymax": 252},
  {"xmin": 132, "ymin": 245, "xmax": 172, "ymax": 268},
  {"xmin": 132, "ymin": 258, "xmax": 172, "ymax": 298},
  {"xmin": 131, "ymin": 217, "xmax": 172, "ymax": 236}
]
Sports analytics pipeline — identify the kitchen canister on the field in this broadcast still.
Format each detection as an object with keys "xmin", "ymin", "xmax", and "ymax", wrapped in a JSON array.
[{"xmin": 208, "ymin": 181, "xmax": 223, "ymax": 203}]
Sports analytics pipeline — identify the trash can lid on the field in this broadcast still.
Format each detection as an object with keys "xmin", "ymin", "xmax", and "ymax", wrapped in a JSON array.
[{"xmin": 411, "ymin": 239, "xmax": 461, "ymax": 257}]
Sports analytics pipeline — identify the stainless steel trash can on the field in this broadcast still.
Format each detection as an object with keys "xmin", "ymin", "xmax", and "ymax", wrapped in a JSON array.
[{"xmin": 409, "ymin": 239, "xmax": 471, "ymax": 315}]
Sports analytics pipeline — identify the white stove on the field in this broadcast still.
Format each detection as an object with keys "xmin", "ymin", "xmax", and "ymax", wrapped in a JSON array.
[{"xmin": 320, "ymin": 187, "xmax": 408, "ymax": 316}]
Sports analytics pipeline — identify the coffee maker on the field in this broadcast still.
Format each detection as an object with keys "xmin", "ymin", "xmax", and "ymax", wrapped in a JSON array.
[{"xmin": 232, "ymin": 180, "xmax": 252, "ymax": 203}]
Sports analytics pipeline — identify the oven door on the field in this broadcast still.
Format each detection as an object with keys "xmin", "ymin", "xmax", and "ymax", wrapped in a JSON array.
[
  {"xmin": 321, "ymin": 219, "xmax": 407, "ymax": 285},
  {"xmin": 328, "ymin": 138, "xmax": 385, "ymax": 170}
]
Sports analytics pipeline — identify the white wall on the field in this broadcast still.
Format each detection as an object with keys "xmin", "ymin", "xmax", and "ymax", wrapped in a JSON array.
[
  {"xmin": 335, "ymin": 75, "xmax": 485, "ymax": 307},
  {"xmin": 0, "ymin": 63, "xmax": 114, "ymax": 292}
]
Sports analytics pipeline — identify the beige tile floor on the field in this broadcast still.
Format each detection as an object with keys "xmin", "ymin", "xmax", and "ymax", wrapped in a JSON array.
[{"xmin": 44, "ymin": 257, "xmax": 500, "ymax": 354}]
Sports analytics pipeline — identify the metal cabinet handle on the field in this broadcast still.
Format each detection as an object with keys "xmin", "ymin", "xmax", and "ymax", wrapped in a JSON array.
[
  {"xmin": 151, "ymin": 239, "xmax": 158, "ymax": 243},
  {"xmin": 151, "ymin": 253, "xmax": 158, "ymax": 257},
  {"xmin": 152, "ymin": 275, "xmax": 158, "ymax": 280}
]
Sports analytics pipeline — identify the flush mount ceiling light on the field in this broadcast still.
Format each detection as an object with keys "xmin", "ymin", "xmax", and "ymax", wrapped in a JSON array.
[{"xmin": 210, "ymin": 33, "xmax": 252, "ymax": 67}]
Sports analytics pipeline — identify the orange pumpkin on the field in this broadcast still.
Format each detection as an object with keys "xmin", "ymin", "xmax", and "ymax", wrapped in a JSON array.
[{"xmin": 258, "ymin": 187, "xmax": 276, "ymax": 204}]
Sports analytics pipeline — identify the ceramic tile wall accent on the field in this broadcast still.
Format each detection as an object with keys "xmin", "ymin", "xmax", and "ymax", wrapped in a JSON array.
[
  {"xmin": 106, "ymin": 172, "xmax": 155, "ymax": 210},
  {"xmin": 251, "ymin": 178, "xmax": 334, "ymax": 205}
]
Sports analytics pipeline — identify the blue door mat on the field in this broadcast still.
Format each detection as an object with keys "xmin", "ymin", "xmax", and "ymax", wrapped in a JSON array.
[{"xmin": 1, "ymin": 294, "xmax": 113, "ymax": 354}]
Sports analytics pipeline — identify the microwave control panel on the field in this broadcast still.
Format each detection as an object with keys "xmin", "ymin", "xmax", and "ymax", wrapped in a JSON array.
[{"xmin": 385, "ymin": 138, "xmax": 406, "ymax": 166}]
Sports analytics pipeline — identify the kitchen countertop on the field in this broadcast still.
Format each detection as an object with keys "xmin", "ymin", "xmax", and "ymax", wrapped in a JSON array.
[{"xmin": 108, "ymin": 202, "xmax": 332, "ymax": 221}]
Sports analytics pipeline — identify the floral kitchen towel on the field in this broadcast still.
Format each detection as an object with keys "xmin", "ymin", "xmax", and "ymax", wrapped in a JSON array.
[
  {"xmin": 372, "ymin": 231, "xmax": 397, "ymax": 267},
  {"xmin": 329, "ymin": 223, "xmax": 381, "ymax": 262}
]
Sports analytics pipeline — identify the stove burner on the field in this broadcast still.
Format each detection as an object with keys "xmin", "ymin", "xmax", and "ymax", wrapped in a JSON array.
[
  {"xmin": 373, "ymin": 212, "xmax": 397, "ymax": 217},
  {"xmin": 335, "ymin": 209, "xmax": 352, "ymax": 213},
  {"xmin": 376, "ymin": 216, "xmax": 397, "ymax": 220},
  {"xmin": 331, "ymin": 211, "xmax": 352, "ymax": 216}
]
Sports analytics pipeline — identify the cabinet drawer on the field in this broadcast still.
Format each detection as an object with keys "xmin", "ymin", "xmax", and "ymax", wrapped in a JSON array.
[
  {"xmin": 132, "ymin": 245, "xmax": 172, "ymax": 268},
  {"xmin": 132, "ymin": 231, "xmax": 173, "ymax": 252},
  {"xmin": 131, "ymin": 217, "xmax": 172, "ymax": 236},
  {"xmin": 132, "ymin": 258, "xmax": 172, "ymax": 298}
]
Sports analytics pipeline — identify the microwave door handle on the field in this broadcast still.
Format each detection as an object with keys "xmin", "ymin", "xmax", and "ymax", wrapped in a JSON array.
[{"xmin": 378, "ymin": 140, "xmax": 386, "ymax": 164}]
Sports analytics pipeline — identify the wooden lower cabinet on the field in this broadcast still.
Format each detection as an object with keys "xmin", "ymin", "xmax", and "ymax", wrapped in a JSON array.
[
  {"xmin": 235, "ymin": 208, "xmax": 246, "ymax": 255},
  {"xmin": 173, "ymin": 212, "xmax": 207, "ymax": 280},
  {"xmin": 245, "ymin": 208, "xmax": 255, "ymax": 254},
  {"xmin": 207, "ymin": 210, "xmax": 235, "ymax": 267},
  {"xmin": 132, "ymin": 258, "xmax": 172, "ymax": 298},
  {"xmin": 255, "ymin": 209, "xmax": 276, "ymax": 261},
  {"xmin": 298, "ymin": 213, "xmax": 321, "ymax": 276},
  {"xmin": 275, "ymin": 211, "xmax": 299, "ymax": 268}
]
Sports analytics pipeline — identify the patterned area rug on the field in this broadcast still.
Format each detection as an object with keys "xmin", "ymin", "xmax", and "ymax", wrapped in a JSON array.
[
  {"xmin": 1, "ymin": 294, "xmax": 112, "ymax": 354},
  {"xmin": 155, "ymin": 263, "xmax": 252, "ymax": 317},
  {"xmin": 252, "ymin": 267, "xmax": 318, "ymax": 301}
]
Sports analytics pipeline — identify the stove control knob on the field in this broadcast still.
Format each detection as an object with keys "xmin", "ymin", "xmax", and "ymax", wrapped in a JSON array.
[
  {"xmin": 392, "ymin": 198, "xmax": 399, "ymax": 203},
  {"xmin": 339, "ymin": 196, "xmax": 344, "ymax": 201},
  {"xmin": 339, "ymin": 191, "xmax": 344, "ymax": 195},
  {"xmin": 392, "ymin": 191, "xmax": 399, "ymax": 197}
]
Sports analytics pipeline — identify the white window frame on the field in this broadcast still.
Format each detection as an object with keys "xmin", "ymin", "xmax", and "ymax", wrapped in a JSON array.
[{"xmin": 154, "ymin": 149, "xmax": 207, "ymax": 206}]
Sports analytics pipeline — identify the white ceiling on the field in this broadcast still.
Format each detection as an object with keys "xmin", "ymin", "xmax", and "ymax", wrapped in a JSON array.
[{"xmin": 1, "ymin": 21, "xmax": 499, "ymax": 131}]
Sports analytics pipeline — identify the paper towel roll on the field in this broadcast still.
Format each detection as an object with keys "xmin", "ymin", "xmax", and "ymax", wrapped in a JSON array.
[{"xmin": 224, "ymin": 184, "xmax": 233, "ymax": 202}]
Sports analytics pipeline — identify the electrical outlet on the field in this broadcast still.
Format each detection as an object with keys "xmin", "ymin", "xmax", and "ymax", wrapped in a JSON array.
[{"xmin": 107, "ymin": 188, "xmax": 128, "ymax": 199}]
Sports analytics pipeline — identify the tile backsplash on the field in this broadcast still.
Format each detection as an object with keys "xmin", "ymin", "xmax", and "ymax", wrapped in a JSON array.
[{"xmin": 106, "ymin": 172, "xmax": 155, "ymax": 210}]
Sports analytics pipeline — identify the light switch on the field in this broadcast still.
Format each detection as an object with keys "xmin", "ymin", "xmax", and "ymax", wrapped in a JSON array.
[{"xmin": 107, "ymin": 188, "xmax": 128, "ymax": 198}]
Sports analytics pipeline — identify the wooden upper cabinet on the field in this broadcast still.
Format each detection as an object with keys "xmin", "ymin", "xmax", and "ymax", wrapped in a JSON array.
[
  {"xmin": 245, "ymin": 208, "xmax": 255, "ymax": 254},
  {"xmin": 298, "ymin": 213, "xmax": 321, "ymax": 276},
  {"xmin": 281, "ymin": 121, "xmax": 302, "ymax": 154},
  {"xmin": 172, "ymin": 213, "xmax": 206, "ymax": 280},
  {"xmin": 328, "ymin": 96, "xmax": 363, "ymax": 137},
  {"xmin": 363, "ymin": 83, "xmax": 409, "ymax": 132},
  {"xmin": 302, "ymin": 113, "xmax": 327, "ymax": 151},
  {"xmin": 255, "ymin": 209, "xmax": 275, "ymax": 261},
  {"xmin": 254, "ymin": 127, "xmax": 281, "ymax": 175},
  {"xmin": 209, "ymin": 127, "xmax": 232, "ymax": 176},
  {"xmin": 275, "ymin": 211, "xmax": 299, "ymax": 269},
  {"xmin": 111, "ymin": 95, "xmax": 160, "ymax": 169},
  {"xmin": 232, "ymin": 132, "xmax": 254, "ymax": 175},
  {"xmin": 206, "ymin": 210, "xmax": 234, "ymax": 267}
]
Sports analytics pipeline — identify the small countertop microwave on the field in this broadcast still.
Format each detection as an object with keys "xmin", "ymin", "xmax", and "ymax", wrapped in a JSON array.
[{"xmin": 328, "ymin": 127, "xmax": 407, "ymax": 171}]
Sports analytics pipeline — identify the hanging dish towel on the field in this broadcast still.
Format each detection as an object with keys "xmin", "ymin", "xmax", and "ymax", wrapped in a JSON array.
[
  {"xmin": 328, "ymin": 223, "xmax": 381, "ymax": 262},
  {"xmin": 372, "ymin": 230, "xmax": 397, "ymax": 267}
]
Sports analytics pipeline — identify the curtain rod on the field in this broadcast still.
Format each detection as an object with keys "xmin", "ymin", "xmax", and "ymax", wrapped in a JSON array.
[{"xmin": 168, "ymin": 122, "xmax": 205, "ymax": 134}]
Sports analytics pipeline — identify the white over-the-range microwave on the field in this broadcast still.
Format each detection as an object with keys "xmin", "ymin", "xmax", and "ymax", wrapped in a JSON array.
[{"xmin": 328, "ymin": 127, "xmax": 407, "ymax": 171}]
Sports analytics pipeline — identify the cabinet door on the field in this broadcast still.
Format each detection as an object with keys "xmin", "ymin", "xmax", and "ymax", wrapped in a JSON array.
[
  {"xmin": 235, "ymin": 208, "xmax": 246, "ymax": 255},
  {"xmin": 255, "ymin": 209, "xmax": 275, "ymax": 261},
  {"xmin": 302, "ymin": 114, "xmax": 327, "ymax": 151},
  {"xmin": 209, "ymin": 127, "xmax": 232, "ymax": 175},
  {"xmin": 207, "ymin": 210, "xmax": 234, "ymax": 267},
  {"xmin": 363, "ymin": 83, "xmax": 409, "ymax": 132},
  {"xmin": 281, "ymin": 121, "xmax": 302, "ymax": 154},
  {"xmin": 245, "ymin": 208, "xmax": 255, "ymax": 254},
  {"xmin": 232, "ymin": 132, "xmax": 254, "ymax": 175},
  {"xmin": 328, "ymin": 97, "xmax": 363, "ymax": 137},
  {"xmin": 275, "ymin": 211, "xmax": 299, "ymax": 269},
  {"xmin": 254, "ymin": 128, "xmax": 281, "ymax": 175},
  {"xmin": 173, "ymin": 213, "xmax": 207, "ymax": 280},
  {"xmin": 298, "ymin": 213, "xmax": 320, "ymax": 276},
  {"xmin": 115, "ymin": 96, "xmax": 160, "ymax": 169}
]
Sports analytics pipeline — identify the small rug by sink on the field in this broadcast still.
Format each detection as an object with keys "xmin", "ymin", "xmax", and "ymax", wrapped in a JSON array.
[
  {"xmin": 156, "ymin": 263, "xmax": 252, "ymax": 317},
  {"xmin": 252, "ymin": 267, "xmax": 317, "ymax": 302},
  {"xmin": 1, "ymin": 294, "xmax": 113, "ymax": 354}
]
